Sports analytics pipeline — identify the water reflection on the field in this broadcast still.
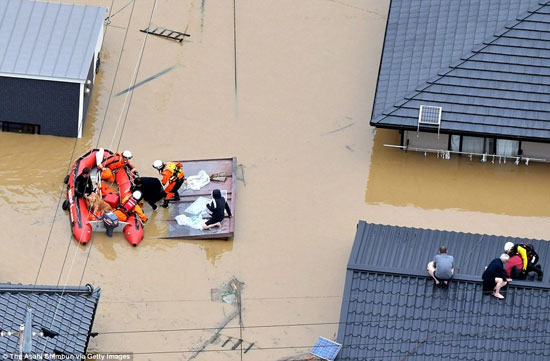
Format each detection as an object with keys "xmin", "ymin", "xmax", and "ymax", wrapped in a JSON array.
[
  {"xmin": 365, "ymin": 129, "xmax": 550, "ymax": 217},
  {"xmin": 200, "ymin": 239, "xmax": 233, "ymax": 265}
]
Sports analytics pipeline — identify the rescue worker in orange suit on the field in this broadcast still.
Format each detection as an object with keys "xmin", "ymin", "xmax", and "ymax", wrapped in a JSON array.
[
  {"xmin": 113, "ymin": 190, "xmax": 148, "ymax": 224},
  {"xmin": 152, "ymin": 160, "xmax": 184, "ymax": 208},
  {"xmin": 98, "ymin": 150, "xmax": 137, "ymax": 183}
]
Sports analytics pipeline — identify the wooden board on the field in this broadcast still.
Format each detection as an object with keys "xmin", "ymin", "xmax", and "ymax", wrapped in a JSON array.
[{"xmin": 162, "ymin": 157, "xmax": 236, "ymax": 240}]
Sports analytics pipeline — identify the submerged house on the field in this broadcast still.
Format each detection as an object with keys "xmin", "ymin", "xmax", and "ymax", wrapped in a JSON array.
[
  {"xmin": 0, "ymin": 0, "xmax": 107, "ymax": 137},
  {"xmin": 370, "ymin": 0, "xmax": 550, "ymax": 162},
  {"xmin": 336, "ymin": 221, "xmax": 550, "ymax": 360},
  {"xmin": 0, "ymin": 283, "xmax": 101, "ymax": 356}
]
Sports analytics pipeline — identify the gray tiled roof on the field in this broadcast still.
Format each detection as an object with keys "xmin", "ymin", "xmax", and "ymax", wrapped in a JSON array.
[
  {"xmin": 349, "ymin": 222, "xmax": 550, "ymax": 277},
  {"xmin": 371, "ymin": 0, "xmax": 550, "ymax": 141},
  {"xmin": 0, "ymin": 0, "xmax": 107, "ymax": 82},
  {"xmin": 336, "ymin": 222, "xmax": 550, "ymax": 360},
  {"xmin": 0, "ymin": 284, "xmax": 101, "ymax": 355}
]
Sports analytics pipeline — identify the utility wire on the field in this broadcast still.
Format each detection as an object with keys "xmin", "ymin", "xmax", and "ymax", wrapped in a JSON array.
[
  {"xmin": 105, "ymin": 344, "xmax": 550, "ymax": 358},
  {"xmin": 78, "ymin": 0, "xmax": 141, "ymax": 287},
  {"xmin": 34, "ymin": 0, "xmax": 117, "ymax": 287},
  {"xmin": 97, "ymin": 281, "xmax": 549, "ymax": 304},
  {"xmin": 100, "ymin": 295, "xmax": 342, "ymax": 303},
  {"xmin": 111, "ymin": 0, "xmax": 158, "ymax": 151},
  {"xmin": 34, "ymin": 313, "xmax": 550, "ymax": 338},
  {"xmin": 33, "ymin": 140, "xmax": 79, "ymax": 287},
  {"xmin": 41, "ymin": 0, "xmax": 137, "ymax": 354}
]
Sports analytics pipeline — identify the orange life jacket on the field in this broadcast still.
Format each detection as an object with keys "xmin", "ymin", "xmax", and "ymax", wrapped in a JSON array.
[
  {"xmin": 162, "ymin": 162, "xmax": 184, "ymax": 184},
  {"xmin": 101, "ymin": 153, "xmax": 127, "ymax": 170},
  {"xmin": 117, "ymin": 195, "xmax": 138, "ymax": 217}
]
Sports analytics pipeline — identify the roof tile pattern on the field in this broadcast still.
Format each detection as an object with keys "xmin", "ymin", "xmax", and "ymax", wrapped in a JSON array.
[
  {"xmin": 0, "ymin": 285, "xmax": 100, "ymax": 355},
  {"xmin": 350, "ymin": 222, "xmax": 550, "ymax": 277},
  {"xmin": 372, "ymin": 0, "xmax": 550, "ymax": 141},
  {"xmin": 337, "ymin": 222, "xmax": 550, "ymax": 361},
  {"xmin": 339, "ymin": 271, "xmax": 550, "ymax": 361}
]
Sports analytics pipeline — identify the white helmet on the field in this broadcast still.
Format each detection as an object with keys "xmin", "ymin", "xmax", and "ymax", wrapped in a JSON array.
[
  {"xmin": 122, "ymin": 150, "xmax": 133, "ymax": 159},
  {"xmin": 152, "ymin": 160, "xmax": 164, "ymax": 170},
  {"xmin": 132, "ymin": 190, "xmax": 142, "ymax": 200},
  {"xmin": 504, "ymin": 242, "xmax": 514, "ymax": 253}
]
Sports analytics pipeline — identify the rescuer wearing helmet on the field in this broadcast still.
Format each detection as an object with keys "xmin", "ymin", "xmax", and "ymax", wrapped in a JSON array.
[
  {"xmin": 113, "ymin": 190, "xmax": 148, "ymax": 224},
  {"xmin": 152, "ymin": 160, "xmax": 185, "ymax": 208},
  {"xmin": 504, "ymin": 241, "xmax": 543, "ymax": 281},
  {"xmin": 98, "ymin": 150, "xmax": 137, "ymax": 183}
]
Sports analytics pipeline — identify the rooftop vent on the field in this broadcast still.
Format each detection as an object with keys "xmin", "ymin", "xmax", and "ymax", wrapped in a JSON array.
[{"xmin": 417, "ymin": 105, "xmax": 442, "ymax": 136}]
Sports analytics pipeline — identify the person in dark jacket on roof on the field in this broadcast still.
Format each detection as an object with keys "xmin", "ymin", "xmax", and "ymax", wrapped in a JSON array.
[
  {"xmin": 482, "ymin": 254, "xmax": 511, "ymax": 299},
  {"xmin": 131, "ymin": 177, "xmax": 166, "ymax": 210},
  {"xmin": 203, "ymin": 189, "xmax": 232, "ymax": 230},
  {"xmin": 74, "ymin": 167, "xmax": 93, "ymax": 199}
]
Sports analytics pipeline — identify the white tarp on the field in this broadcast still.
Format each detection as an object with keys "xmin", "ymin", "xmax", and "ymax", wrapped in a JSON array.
[
  {"xmin": 175, "ymin": 214, "xmax": 206, "ymax": 229},
  {"xmin": 186, "ymin": 170, "xmax": 210, "ymax": 190},
  {"xmin": 185, "ymin": 196, "xmax": 211, "ymax": 215}
]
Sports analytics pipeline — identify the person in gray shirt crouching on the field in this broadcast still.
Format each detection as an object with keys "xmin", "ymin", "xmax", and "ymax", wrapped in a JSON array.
[{"xmin": 427, "ymin": 246, "xmax": 454, "ymax": 287}]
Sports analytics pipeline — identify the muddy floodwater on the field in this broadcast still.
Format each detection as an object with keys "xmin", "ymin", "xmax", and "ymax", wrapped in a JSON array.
[{"xmin": 1, "ymin": 0, "xmax": 549, "ymax": 360}]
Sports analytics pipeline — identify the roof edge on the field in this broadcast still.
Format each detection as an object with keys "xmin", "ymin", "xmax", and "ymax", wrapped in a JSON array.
[
  {"xmin": 0, "ymin": 283, "xmax": 97, "ymax": 295},
  {"xmin": 347, "ymin": 264, "xmax": 550, "ymax": 291},
  {"xmin": 359, "ymin": 221, "xmax": 550, "ymax": 246},
  {"xmin": 0, "ymin": 72, "xmax": 85, "ymax": 84}
]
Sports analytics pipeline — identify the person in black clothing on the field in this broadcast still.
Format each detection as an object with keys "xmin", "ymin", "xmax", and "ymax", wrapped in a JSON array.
[
  {"xmin": 74, "ymin": 167, "xmax": 93, "ymax": 198},
  {"xmin": 131, "ymin": 177, "xmax": 166, "ymax": 210},
  {"xmin": 203, "ymin": 189, "xmax": 232, "ymax": 230},
  {"xmin": 482, "ymin": 254, "xmax": 511, "ymax": 299}
]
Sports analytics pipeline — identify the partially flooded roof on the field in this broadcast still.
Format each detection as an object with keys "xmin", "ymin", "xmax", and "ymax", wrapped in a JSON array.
[
  {"xmin": 0, "ymin": 0, "xmax": 106, "ymax": 83},
  {"xmin": 336, "ymin": 221, "xmax": 550, "ymax": 360},
  {"xmin": 371, "ymin": 0, "xmax": 550, "ymax": 141}
]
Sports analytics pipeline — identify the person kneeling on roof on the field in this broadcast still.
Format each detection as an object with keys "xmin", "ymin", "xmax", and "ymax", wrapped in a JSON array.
[
  {"xmin": 482, "ymin": 253, "xmax": 511, "ymax": 300},
  {"xmin": 74, "ymin": 167, "xmax": 93, "ymax": 199},
  {"xmin": 203, "ymin": 189, "xmax": 232, "ymax": 230},
  {"xmin": 152, "ymin": 160, "xmax": 185, "ymax": 208},
  {"xmin": 427, "ymin": 246, "xmax": 454, "ymax": 287},
  {"xmin": 98, "ymin": 150, "xmax": 137, "ymax": 183},
  {"xmin": 504, "ymin": 242, "xmax": 543, "ymax": 281},
  {"xmin": 113, "ymin": 190, "xmax": 148, "ymax": 224}
]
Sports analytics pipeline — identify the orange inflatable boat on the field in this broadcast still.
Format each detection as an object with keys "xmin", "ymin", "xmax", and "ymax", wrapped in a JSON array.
[{"xmin": 62, "ymin": 149, "xmax": 144, "ymax": 246}]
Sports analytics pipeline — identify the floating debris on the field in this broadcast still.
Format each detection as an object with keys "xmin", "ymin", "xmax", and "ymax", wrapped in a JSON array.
[{"xmin": 140, "ymin": 26, "xmax": 190, "ymax": 42}]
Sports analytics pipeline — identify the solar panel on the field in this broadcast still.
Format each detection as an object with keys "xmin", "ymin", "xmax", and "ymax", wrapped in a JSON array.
[
  {"xmin": 418, "ymin": 105, "xmax": 442, "ymax": 125},
  {"xmin": 311, "ymin": 337, "xmax": 342, "ymax": 361}
]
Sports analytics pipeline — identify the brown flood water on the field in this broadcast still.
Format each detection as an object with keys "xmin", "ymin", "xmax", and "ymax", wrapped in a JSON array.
[{"xmin": 1, "ymin": 0, "xmax": 549, "ymax": 360}]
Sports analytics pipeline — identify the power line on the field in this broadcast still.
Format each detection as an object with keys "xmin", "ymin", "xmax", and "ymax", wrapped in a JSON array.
[
  {"xmin": 33, "ymin": 140, "xmax": 79, "ymax": 287},
  {"xmin": 101, "ymin": 344, "xmax": 550, "ymax": 358},
  {"xmin": 41, "ymin": 0, "xmax": 137, "ymax": 354},
  {"xmin": 31, "ymin": 0, "xmax": 118, "ymax": 291},
  {"xmin": 99, "ymin": 295, "xmax": 342, "ymax": 303},
  {"xmin": 78, "ymin": 0, "xmax": 139, "ymax": 288},
  {"xmin": 30, "ymin": 310, "xmax": 546, "ymax": 337},
  {"xmin": 114, "ymin": 0, "xmax": 158, "ymax": 152}
]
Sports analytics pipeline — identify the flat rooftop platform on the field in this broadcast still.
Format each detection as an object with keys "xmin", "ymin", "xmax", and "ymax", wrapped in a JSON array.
[{"xmin": 162, "ymin": 157, "xmax": 236, "ymax": 240}]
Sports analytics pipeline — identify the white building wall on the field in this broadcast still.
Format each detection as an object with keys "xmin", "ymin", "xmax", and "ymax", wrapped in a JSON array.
[
  {"xmin": 521, "ymin": 141, "xmax": 550, "ymax": 161},
  {"xmin": 404, "ymin": 131, "xmax": 449, "ymax": 150}
]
